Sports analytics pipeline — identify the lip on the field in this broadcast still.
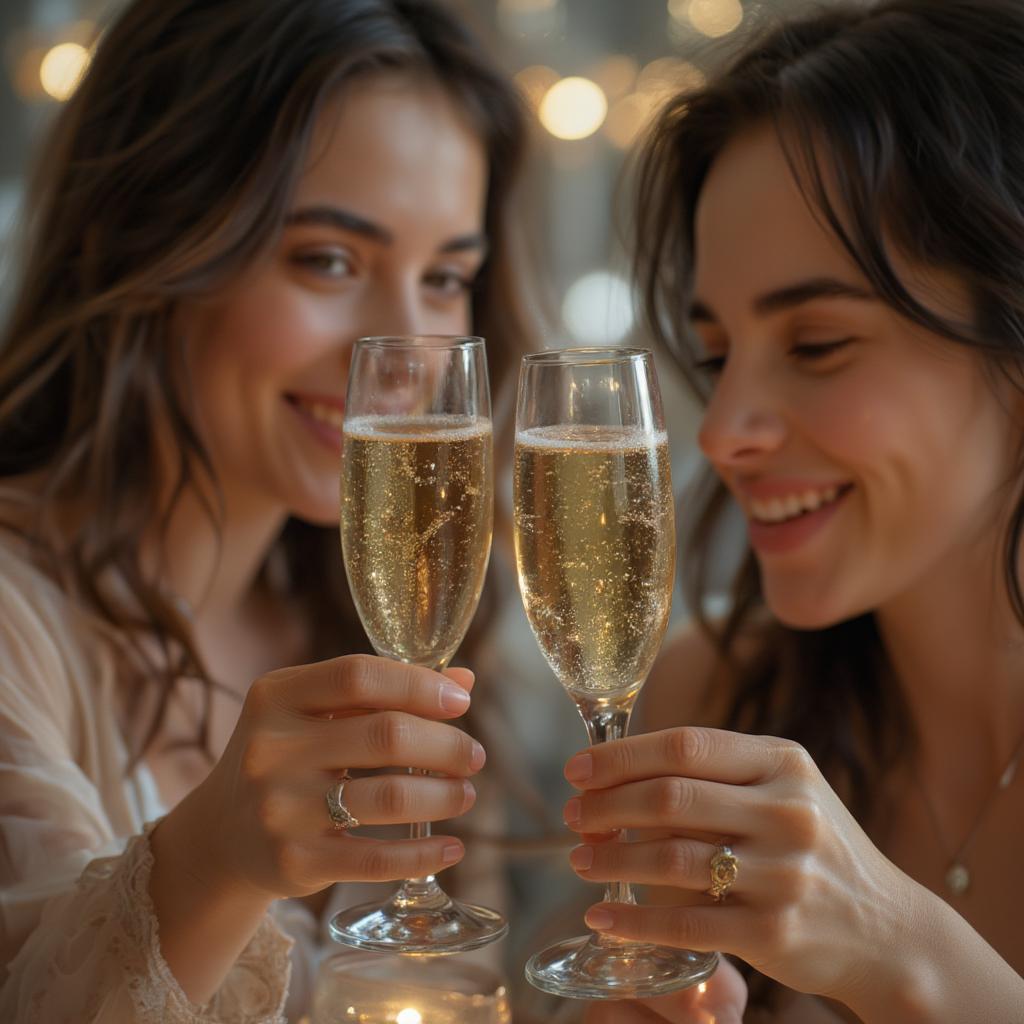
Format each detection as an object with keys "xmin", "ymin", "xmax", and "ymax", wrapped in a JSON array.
[
  {"xmin": 284, "ymin": 392, "xmax": 345, "ymax": 454},
  {"xmin": 745, "ymin": 484, "xmax": 853, "ymax": 556},
  {"xmin": 736, "ymin": 477, "xmax": 851, "ymax": 502}
]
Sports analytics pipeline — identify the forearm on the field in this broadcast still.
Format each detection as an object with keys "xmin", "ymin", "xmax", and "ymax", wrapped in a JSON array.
[
  {"xmin": 845, "ymin": 896, "xmax": 1023, "ymax": 1023},
  {"xmin": 149, "ymin": 791, "xmax": 272, "ymax": 1005}
]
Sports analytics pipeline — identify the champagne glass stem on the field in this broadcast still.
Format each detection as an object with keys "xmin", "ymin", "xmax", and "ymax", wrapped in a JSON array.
[
  {"xmin": 577, "ymin": 697, "xmax": 638, "ymax": 946},
  {"xmin": 395, "ymin": 660, "xmax": 444, "ymax": 902},
  {"xmin": 400, "ymin": 767, "xmax": 438, "ymax": 897}
]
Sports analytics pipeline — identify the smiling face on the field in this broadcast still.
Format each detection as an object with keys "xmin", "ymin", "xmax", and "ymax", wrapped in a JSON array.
[
  {"xmin": 181, "ymin": 72, "xmax": 488, "ymax": 526},
  {"xmin": 691, "ymin": 124, "xmax": 1020, "ymax": 628}
]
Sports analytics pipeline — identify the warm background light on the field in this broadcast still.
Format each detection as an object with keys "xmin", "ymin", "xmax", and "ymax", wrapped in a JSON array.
[
  {"xmin": 39, "ymin": 41, "xmax": 90, "ymax": 101},
  {"xmin": 514, "ymin": 64, "xmax": 560, "ymax": 111},
  {"xmin": 562, "ymin": 271, "xmax": 635, "ymax": 345},
  {"xmin": 538, "ymin": 77, "xmax": 608, "ymax": 140},
  {"xmin": 587, "ymin": 54, "xmax": 638, "ymax": 104},
  {"xmin": 395, "ymin": 1009, "xmax": 423, "ymax": 1024},
  {"xmin": 671, "ymin": 0, "xmax": 744, "ymax": 38}
]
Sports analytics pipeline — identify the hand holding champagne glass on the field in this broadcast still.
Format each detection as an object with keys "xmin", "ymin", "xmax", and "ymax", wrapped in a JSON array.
[
  {"xmin": 329, "ymin": 335, "xmax": 507, "ymax": 954},
  {"xmin": 513, "ymin": 347, "xmax": 718, "ymax": 998}
]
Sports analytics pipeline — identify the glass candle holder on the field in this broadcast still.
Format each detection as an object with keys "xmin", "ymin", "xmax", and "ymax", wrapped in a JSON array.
[{"xmin": 312, "ymin": 952, "xmax": 512, "ymax": 1024}]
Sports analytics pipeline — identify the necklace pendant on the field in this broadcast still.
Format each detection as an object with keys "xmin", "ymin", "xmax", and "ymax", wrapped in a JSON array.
[{"xmin": 945, "ymin": 862, "xmax": 970, "ymax": 896}]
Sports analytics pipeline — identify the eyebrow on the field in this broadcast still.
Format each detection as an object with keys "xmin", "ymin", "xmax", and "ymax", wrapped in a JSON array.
[
  {"xmin": 285, "ymin": 204, "xmax": 488, "ymax": 255},
  {"xmin": 690, "ymin": 277, "xmax": 875, "ymax": 323}
]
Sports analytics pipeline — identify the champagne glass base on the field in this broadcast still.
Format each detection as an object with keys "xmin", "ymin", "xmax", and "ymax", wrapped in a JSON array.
[
  {"xmin": 328, "ymin": 892, "xmax": 508, "ymax": 955},
  {"xmin": 525, "ymin": 934, "xmax": 718, "ymax": 1000}
]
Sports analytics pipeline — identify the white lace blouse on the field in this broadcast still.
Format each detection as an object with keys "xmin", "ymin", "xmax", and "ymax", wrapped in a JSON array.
[{"xmin": 0, "ymin": 534, "xmax": 306, "ymax": 1022}]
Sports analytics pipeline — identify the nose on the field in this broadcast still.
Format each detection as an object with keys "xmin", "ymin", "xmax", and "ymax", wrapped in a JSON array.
[
  {"xmin": 697, "ymin": 361, "xmax": 787, "ymax": 469},
  {"xmin": 355, "ymin": 276, "xmax": 465, "ymax": 340}
]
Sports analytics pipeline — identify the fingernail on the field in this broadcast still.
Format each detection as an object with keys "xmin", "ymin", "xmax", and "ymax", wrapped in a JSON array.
[
  {"xmin": 570, "ymin": 845, "xmax": 594, "ymax": 871},
  {"xmin": 461, "ymin": 779, "xmax": 476, "ymax": 809},
  {"xmin": 563, "ymin": 797, "xmax": 581, "ymax": 826},
  {"xmin": 585, "ymin": 907, "xmax": 614, "ymax": 930},
  {"xmin": 442, "ymin": 842, "xmax": 464, "ymax": 865},
  {"xmin": 470, "ymin": 740, "xmax": 486, "ymax": 771},
  {"xmin": 565, "ymin": 752, "xmax": 593, "ymax": 784},
  {"xmin": 440, "ymin": 683, "xmax": 471, "ymax": 713}
]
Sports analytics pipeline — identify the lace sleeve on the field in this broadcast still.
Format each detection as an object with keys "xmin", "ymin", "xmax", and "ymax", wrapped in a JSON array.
[
  {"xmin": 0, "ymin": 540, "xmax": 295, "ymax": 1022},
  {"xmin": 0, "ymin": 827, "xmax": 293, "ymax": 1024}
]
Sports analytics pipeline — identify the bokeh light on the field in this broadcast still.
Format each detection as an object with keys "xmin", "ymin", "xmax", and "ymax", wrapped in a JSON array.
[
  {"xmin": 671, "ymin": 0, "xmax": 744, "ymax": 38},
  {"xmin": 587, "ymin": 54, "xmax": 639, "ymax": 104},
  {"xmin": 562, "ymin": 272, "xmax": 635, "ymax": 345},
  {"xmin": 515, "ymin": 64, "xmax": 560, "ymax": 111},
  {"xmin": 39, "ymin": 42, "xmax": 90, "ymax": 101},
  {"xmin": 539, "ymin": 77, "xmax": 608, "ymax": 141}
]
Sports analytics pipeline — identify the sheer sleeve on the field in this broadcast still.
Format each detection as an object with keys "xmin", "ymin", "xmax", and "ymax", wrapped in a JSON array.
[{"xmin": 0, "ymin": 541, "xmax": 293, "ymax": 1022}]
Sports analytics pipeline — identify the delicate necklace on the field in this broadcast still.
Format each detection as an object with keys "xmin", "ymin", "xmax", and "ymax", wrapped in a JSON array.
[{"xmin": 914, "ymin": 732, "xmax": 1024, "ymax": 896}]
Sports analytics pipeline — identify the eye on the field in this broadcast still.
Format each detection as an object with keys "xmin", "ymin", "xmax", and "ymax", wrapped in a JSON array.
[
  {"xmin": 291, "ymin": 248, "xmax": 355, "ymax": 279},
  {"xmin": 424, "ymin": 267, "xmax": 477, "ymax": 297},
  {"xmin": 790, "ymin": 338, "xmax": 855, "ymax": 363},
  {"xmin": 693, "ymin": 353, "xmax": 726, "ymax": 377}
]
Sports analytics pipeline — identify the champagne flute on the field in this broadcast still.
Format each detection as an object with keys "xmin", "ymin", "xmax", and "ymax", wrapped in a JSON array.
[
  {"xmin": 329, "ymin": 335, "xmax": 507, "ymax": 954},
  {"xmin": 513, "ymin": 347, "xmax": 719, "ymax": 998}
]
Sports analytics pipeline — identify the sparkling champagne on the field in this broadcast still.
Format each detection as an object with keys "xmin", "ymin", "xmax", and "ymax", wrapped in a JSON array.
[
  {"xmin": 341, "ymin": 414, "xmax": 493, "ymax": 667},
  {"xmin": 513, "ymin": 424, "xmax": 674, "ymax": 705}
]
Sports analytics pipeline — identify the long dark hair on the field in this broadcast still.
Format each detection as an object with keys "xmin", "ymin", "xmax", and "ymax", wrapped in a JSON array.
[
  {"xmin": 636, "ymin": 0, "xmax": 1024, "ymax": 824},
  {"xmin": 0, "ymin": 0, "xmax": 533, "ymax": 761}
]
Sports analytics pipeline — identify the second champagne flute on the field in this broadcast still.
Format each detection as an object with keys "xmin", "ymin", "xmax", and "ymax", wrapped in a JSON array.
[
  {"xmin": 329, "ymin": 335, "xmax": 507, "ymax": 954},
  {"xmin": 513, "ymin": 347, "xmax": 719, "ymax": 998}
]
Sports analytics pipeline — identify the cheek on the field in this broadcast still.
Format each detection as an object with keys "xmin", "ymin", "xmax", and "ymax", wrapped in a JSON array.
[{"xmin": 194, "ymin": 273, "xmax": 342, "ymax": 388}]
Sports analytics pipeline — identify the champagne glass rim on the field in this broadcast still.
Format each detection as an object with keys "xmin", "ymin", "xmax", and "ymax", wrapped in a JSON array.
[
  {"xmin": 522, "ymin": 346, "xmax": 651, "ymax": 366},
  {"xmin": 356, "ymin": 335, "xmax": 484, "ymax": 349}
]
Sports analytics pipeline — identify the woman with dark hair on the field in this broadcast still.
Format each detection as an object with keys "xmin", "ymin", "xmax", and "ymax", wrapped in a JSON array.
[
  {"xmin": 0, "ymin": 0, "xmax": 532, "ymax": 1019},
  {"xmin": 560, "ymin": 1, "xmax": 1024, "ymax": 1020}
]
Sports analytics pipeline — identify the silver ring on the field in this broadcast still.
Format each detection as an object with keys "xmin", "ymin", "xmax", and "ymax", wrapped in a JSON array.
[{"xmin": 325, "ymin": 772, "xmax": 360, "ymax": 830}]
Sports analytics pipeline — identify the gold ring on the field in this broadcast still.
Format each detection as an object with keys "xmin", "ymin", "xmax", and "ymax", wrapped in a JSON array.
[
  {"xmin": 708, "ymin": 843, "xmax": 738, "ymax": 901},
  {"xmin": 325, "ymin": 772, "xmax": 360, "ymax": 830}
]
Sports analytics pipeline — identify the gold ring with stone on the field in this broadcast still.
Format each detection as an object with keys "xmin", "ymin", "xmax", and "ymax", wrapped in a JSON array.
[
  {"xmin": 325, "ymin": 771, "xmax": 360, "ymax": 830},
  {"xmin": 708, "ymin": 843, "xmax": 739, "ymax": 901}
]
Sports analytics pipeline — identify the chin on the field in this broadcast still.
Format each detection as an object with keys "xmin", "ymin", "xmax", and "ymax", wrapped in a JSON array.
[
  {"xmin": 762, "ymin": 581, "xmax": 858, "ymax": 632},
  {"xmin": 287, "ymin": 491, "xmax": 341, "ymax": 529}
]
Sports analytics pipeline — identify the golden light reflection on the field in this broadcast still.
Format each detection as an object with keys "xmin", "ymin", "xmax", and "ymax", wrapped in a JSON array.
[
  {"xmin": 39, "ymin": 42, "xmax": 90, "ymax": 101},
  {"xmin": 587, "ymin": 54, "xmax": 639, "ymax": 104},
  {"xmin": 395, "ymin": 1009, "xmax": 423, "ymax": 1024},
  {"xmin": 673, "ymin": 0, "xmax": 744, "ymax": 38},
  {"xmin": 637, "ymin": 57, "xmax": 706, "ymax": 102},
  {"xmin": 604, "ymin": 93, "xmax": 656, "ymax": 150},
  {"xmin": 515, "ymin": 64, "xmax": 560, "ymax": 111},
  {"xmin": 539, "ymin": 77, "xmax": 608, "ymax": 141}
]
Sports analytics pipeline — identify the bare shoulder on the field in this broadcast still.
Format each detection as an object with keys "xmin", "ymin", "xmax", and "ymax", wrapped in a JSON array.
[
  {"xmin": 638, "ymin": 621, "xmax": 734, "ymax": 732},
  {"xmin": 640, "ymin": 610, "xmax": 776, "ymax": 733}
]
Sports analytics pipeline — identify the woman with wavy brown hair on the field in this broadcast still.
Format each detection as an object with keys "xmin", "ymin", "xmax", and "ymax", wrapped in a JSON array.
[
  {"xmin": 558, "ymin": 1, "xmax": 1024, "ymax": 1022},
  {"xmin": 0, "ymin": 0, "xmax": 533, "ymax": 1020}
]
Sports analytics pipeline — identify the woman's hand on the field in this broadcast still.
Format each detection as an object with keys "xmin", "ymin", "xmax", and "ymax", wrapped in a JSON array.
[
  {"xmin": 149, "ymin": 654, "xmax": 482, "ymax": 1001},
  {"xmin": 583, "ymin": 957, "xmax": 748, "ymax": 1023},
  {"xmin": 176, "ymin": 654, "xmax": 483, "ymax": 900},
  {"xmin": 562, "ymin": 726, "xmax": 933, "ymax": 1013}
]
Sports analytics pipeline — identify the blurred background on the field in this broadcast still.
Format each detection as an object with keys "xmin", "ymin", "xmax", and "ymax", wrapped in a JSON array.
[{"xmin": 0, "ymin": 1, "xmax": 812, "ymax": 1019}]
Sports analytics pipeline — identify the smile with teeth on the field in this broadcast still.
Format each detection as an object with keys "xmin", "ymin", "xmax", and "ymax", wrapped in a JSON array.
[
  {"xmin": 749, "ymin": 485, "xmax": 846, "ymax": 524},
  {"xmin": 290, "ymin": 396, "xmax": 345, "ymax": 431}
]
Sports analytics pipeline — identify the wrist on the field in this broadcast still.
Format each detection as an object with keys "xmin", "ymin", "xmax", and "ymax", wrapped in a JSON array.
[
  {"xmin": 841, "ymin": 883, "xmax": 1024, "ymax": 1024},
  {"xmin": 838, "ymin": 880, "xmax": 944, "ymax": 1023},
  {"xmin": 151, "ymin": 782, "xmax": 271, "ymax": 912},
  {"xmin": 149, "ymin": 788, "xmax": 273, "ymax": 1003}
]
